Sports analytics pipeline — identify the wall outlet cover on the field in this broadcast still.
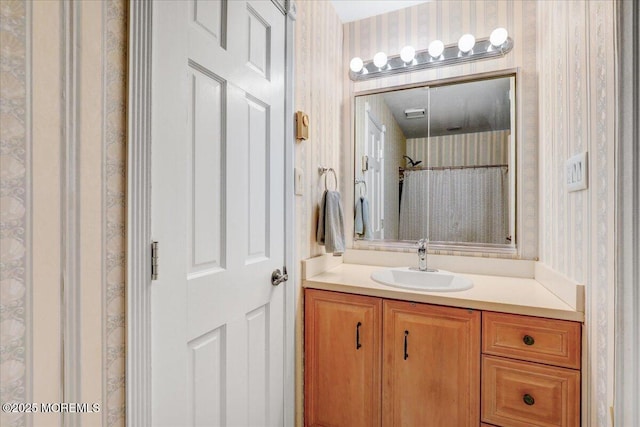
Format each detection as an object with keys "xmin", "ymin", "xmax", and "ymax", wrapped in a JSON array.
[{"xmin": 567, "ymin": 151, "xmax": 588, "ymax": 192}]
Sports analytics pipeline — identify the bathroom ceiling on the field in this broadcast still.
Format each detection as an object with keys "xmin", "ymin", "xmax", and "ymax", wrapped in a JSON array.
[{"xmin": 330, "ymin": 0, "xmax": 431, "ymax": 23}]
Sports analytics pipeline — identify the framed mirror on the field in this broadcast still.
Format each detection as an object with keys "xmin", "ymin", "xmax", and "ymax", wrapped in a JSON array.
[{"xmin": 353, "ymin": 73, "xmax": 516, "ymax": 253}]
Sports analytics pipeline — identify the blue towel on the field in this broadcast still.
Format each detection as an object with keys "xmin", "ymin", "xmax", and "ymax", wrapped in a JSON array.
[
  {"xmin": 317, "ymin": 190, "xmax": 345, "ymax": 255},
  {"xmin": 354, "ymin": 196, "xmax": 372, "ymax": 239},
  {"xmin": 355, "ymin": 198, "xmax": 364, "ymax": 235}
]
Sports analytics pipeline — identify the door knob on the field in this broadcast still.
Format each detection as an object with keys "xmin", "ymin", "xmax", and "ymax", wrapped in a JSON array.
[{"xmin": 271, "ymin": 267, "xmax": 288, "ymax": 286}]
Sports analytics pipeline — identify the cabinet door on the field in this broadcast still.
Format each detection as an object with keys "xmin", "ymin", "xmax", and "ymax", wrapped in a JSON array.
[
  {"xmin": 305, "ymin": 289, "xmax": 382, "ymax": 427},
  {"xmin": 383, "ymin": 301, "xmax": 481, "ymax": 427}
]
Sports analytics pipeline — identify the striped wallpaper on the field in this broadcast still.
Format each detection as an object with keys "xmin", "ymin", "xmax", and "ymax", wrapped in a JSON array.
[
  {"xmin": 294, "ymin": 0, "xmax": 343, "ymax": 262},
  {"xmin": 0, "ymin": 2, "xmax": 30, "ymax": 426},
  {"xmin": 0, "ymin": 1, "xmax": 127, "ymax": 426},
  {"xmin": 293, "ymin": 1, "xmax": 344, "ymax": 425},
  {"xmin": 406, "ymin": 130, "xmax": 510, "ymax": 167},
  {"xmin": 538, "ymin": 1, "xmax": 617, "ymax": 425},
  {"xmin": 342, "ymin": 0, "xmax": 538, "ymax": 259}
]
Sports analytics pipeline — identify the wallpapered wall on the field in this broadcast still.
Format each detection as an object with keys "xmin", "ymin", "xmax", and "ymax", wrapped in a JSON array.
[
  {"xmin": 538, "ymin": 1, "xmax": 616, "ymax": 425},
  {"xmin": 103, "ymin": 1, "xmax": 127, "ymax": 424},
  {"xmin": 294, "ymin": 0, "xmax": 344, "ymax": 263},
  {"xmin": 1, "ymin": 1, "xmax": 30, "ymax": 425},
  {"xmin": 0, "ymin": 1, "xmax": 127, "ymax": 426},
  {"xmin": 342, "ymin": 0, "xmax": 538, "ymax": 259},
  {"xmin": 293, "ymin": 1, "xmax": 344, "ymax": 425},
  {"xmin": 406, "ymin": 130, "xmax": 509, "ymax": 167}
]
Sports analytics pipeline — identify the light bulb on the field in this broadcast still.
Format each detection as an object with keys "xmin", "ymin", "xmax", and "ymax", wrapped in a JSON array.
[
  {"xmin": 458, "ymin": 34, "xmax": 475, "ymax": 53},
  {"xmin": 490, "ymin": 27, "xmax": 508, "ymax": 47},
  {"xmin": 349, "ymin": 57, "xmax": 364, "ymax": 73},
  {"xmin": 400, "ymin": 46, "xmax": 416, "ymax": 64},
  {"xmin": 428, "ymin": 40, "xmax": 445, "ymax": 58},
  {"xmin": 373, "ymin": 51, "xmax": 388, "ymax": 69}
]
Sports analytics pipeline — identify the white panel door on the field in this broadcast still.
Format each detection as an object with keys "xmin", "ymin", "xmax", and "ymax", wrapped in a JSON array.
[
  {"xmin": 151, "ymin": 1, "xmax": 287, "ymax": 426},
  {"xmin": 364, "ymin": 107, "xmax": 385, "ymax": 239}
]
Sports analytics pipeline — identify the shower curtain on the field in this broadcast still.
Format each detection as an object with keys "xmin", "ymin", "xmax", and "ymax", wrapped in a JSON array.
[{"xmin": 399, "ymin": 167, "xmax": 509, "ymax": 243}]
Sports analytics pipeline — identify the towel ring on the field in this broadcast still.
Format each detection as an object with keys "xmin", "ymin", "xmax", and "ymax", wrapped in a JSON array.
[
  {"xmin": 318, "ymin": 166, "xmax": 338, "ymax": 191},
  {"xmin": 324, "ymin": 168, "xmax": 338, "ymax": 191},
  {"xmin": 356, "ymin": 179, "xmax": 367, "ymax": 197}
]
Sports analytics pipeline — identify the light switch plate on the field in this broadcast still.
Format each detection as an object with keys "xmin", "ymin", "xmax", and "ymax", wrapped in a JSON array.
[
  {"xmin": 567, "ymin": 152, "xmax": 588, "ymax": 192},
  {"xmin": 294, "ymin": 167, "xmax": 303, "ymax": 195}
]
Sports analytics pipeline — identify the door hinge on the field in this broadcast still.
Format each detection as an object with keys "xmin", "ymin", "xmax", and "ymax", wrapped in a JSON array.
[{"xmin": 151, "ymin": 241, "xmax": 159, "ymax": 281}]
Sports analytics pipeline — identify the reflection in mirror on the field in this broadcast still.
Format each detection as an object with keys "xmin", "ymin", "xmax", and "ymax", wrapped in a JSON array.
[{"xmin": 353, "ymin": 74, "xmax": 516, "ymax": 251}]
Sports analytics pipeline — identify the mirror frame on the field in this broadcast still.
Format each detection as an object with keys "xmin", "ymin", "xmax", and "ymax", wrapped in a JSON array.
[{"xmin": 350, "ymin": 69, "xmax": 519, "ymax": 255}]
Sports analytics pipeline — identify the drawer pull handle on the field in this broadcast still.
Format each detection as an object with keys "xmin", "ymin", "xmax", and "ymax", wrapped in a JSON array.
[
  {"xmin": 523, "ymin": 335, "xmax": 535, "ymax": 346},
  {"xmin": 404, "ymin": 330, "xmax": 409, "ymax": 360},
  {"xmin": 356, "ymin": 322, "xmax": 362, "ymax": 350},
  {"xmin": 523, "ymin": 394, "xmax": 535, "ymax": 406}
]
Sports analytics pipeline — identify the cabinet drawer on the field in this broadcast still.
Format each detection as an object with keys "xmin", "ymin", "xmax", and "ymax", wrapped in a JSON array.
[
  {"xmin": 482, "ymin": 356, "xmax": 580, "ymax": 427},
  {"xmin": 482, "ymin": 312, "xmax": 581, "ymax": 369}
]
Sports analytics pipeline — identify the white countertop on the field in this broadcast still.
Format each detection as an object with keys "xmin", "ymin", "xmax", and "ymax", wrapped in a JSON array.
[{"xmin": 303, "ymin": 263, "xmax": 584, "ymax": 322}]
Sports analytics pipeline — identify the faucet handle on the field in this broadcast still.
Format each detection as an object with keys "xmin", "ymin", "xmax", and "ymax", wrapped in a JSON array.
[{"xmin": 417, "ymin": 238, "xmax": 428, "ymax": 250}]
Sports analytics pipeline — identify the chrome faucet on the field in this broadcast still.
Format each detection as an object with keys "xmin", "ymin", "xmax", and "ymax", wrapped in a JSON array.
[{"xmin": 417, "ymin": 238, "xmax": 428, "ymax": 271}]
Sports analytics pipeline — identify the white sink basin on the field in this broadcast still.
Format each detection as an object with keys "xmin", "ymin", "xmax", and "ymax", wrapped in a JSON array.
[{"xmin": 370, "ymin": 267, "xmax": 473, "ymax": 292}]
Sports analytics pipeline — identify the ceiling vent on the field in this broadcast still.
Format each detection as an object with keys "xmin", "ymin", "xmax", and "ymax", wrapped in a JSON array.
[{"xmin": 404, "ymin": 108, "xmax": 426, "ymax": 119}]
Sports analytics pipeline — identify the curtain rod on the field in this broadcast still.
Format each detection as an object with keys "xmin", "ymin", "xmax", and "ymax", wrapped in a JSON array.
[{"xmin": 399, "ymin": 164, "xmax": 508, "ymax": 172}]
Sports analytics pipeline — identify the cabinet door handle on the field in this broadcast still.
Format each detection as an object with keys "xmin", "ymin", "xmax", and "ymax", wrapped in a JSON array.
[
  {"xmin": 523, "ymin": 335, "xmax": 535, "ymax": 346},
  {"xmin": 356, "ymin": 322, "xmax": 362, "ymax": 349},
  {"xmin": 404, "ymin": 330, "xmax": 409, "ymax": 360},
  {"xmin": 523, "ymin": 394, "xmax": 535, "ymax": 406}
]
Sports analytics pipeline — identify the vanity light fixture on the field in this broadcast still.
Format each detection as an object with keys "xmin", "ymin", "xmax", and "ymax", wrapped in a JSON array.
[
  {"xmin": 400, "ymin": 46, "xmax": 416, "ymax": 64},
  {"xmin": 349, "ymin": 57, "xmax": 364, "ymax": 73},
  {"xmin": 348, "ymin": 28, "xmax": 513, "ymax": 81},
  {"xmin": 458, "ymin": 34, "xmax": 476, "ymax": 54},
  {"xmin": 373, "ymin": 51, "xmax": 388, "ymax": 69},
  {"xmin": 428, "ymin": 40, "xmax": 445, "ymax": 59},
  {"xmin": 489, "ymin": 28, "xmax": 509, "ymax": 48}
]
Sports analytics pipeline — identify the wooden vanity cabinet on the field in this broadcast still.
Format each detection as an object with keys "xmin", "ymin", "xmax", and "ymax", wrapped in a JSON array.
[
  {"xmin": 304, "ymin": 290, "xmax": 480, "ymax": 427},
  {"xmin": 304, "ymin": 289, "xmax": 382, "ymax": 427},
  {"xmin": 304, "ymin": 290, "xmax": 582, "ymax": 427}
]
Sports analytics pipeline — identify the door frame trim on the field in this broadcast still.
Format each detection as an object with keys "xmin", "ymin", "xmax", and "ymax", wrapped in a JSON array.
[
  {"xmin": 126, "ymin": 1, "xmax": 152, "ymax": 425},
  {"xmin": 615, "ymin": 0, "xmax": 639, "ymax": 425},
  {"xmin": 283, "ymin": 3, "xmax": 297, "ymax": 426},
  {"xmin": 126, "ymin": 1, "xmax": 297, "ymax": 425}
]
